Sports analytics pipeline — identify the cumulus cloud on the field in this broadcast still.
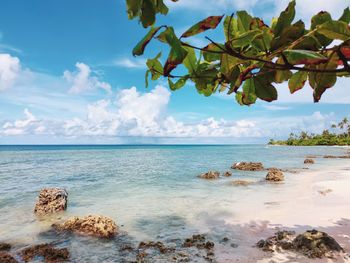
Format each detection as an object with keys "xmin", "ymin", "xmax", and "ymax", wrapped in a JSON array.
[
  {"xmin": 0, "ymin": 53, "xmax": 21, "ymax": 90},
  {"xmin": 63, "ymin": 62, "xmax": 112, "ymax": 94}
]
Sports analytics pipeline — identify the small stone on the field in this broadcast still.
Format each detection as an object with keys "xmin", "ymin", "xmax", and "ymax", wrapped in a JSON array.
[
  {"xmin": 266, "ymin": 168, "xmax": 284, "ymax": 182},
  {"xmin": 223, "ymin": 171, "xmax": 232, "ymax": 177},
  {"xmin": 34, "ymin": 188, "xmax": 68, "ymax": 216},
  {"xmin": 0, "ymin": 243, "xmax": 11, "ymax": 251},
  {"xmin": 304, "ymin": 159, "xmax": 315, "ymax": 164},
  {"xmin": 198, "ymin": 171, "xmax": 220, "ymax": 180}
]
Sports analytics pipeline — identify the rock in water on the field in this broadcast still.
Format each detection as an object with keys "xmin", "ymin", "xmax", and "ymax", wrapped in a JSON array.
[
  {"xmin": 0, "ymin": 243, "xmax": 11, "ymax": 251},
  {"xmin": 21, "ymin": 244, "xmax": 69, "ymax": 262},
  {"xmin": 231, "ymin": 162, "xmax": 264, "ymax": 171},
  {"xmin": 198, "ymin": 171, "xmax": 220, "ymax": 180},
  {"xmin": 34, "ymin": 188, "xmax": 68, "ymax": 216},
  {"xmin": 293, "ymin": 230, "xmax": 343, "ymax": 258},
  {"xmin": 304, "ymin": 159, "xmax": 315, "ymax": 164},
  {"xmin": 223, "ymin": 171, "xmax": 232, "ymax": 177},
  {"xmin": 231, "ymin": 180, "xmax": 254, "ymax": 186},
  {"xmin": 0, "ymin": 252, "xmax": 18, "ymax": 263},
  {"xmin": 266, "ymin": 168, "xmax": 284, "ymax": 182},
  {"xmin": 53, "ymin": 215, "xmax": 118, "ymax": 238}
]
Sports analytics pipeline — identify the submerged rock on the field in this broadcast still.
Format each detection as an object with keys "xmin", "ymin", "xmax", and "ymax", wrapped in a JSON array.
[
  {"xmin": 198, "ymin": 171, "xmax": 220, "ymax": 180},
  {"xmin": 231, "ymin": 180, "xmax": 254, "ymax": 186},
  {"xmin": 34, "ymin": 188, "xmax": 68, "ymax": 216},
  {"xmin": 293, "ymin": 230, "xmax": 343, "ymax": 258},
  {"xmin": 0, "ymin": 252, "xmax": 18, "ymax": 263},
  {"xmin": 53, "ymin": 215, "xmax": 118, "ymax": 238},
  {"xmin": 138, "ymin": 241, "xmax": 174, "ymax": 254},
  {"xmin": 231, "ymin": 162, "xmax": 264, "ymax": 171},
  {"xmin": 257, "ymin": 230, "xmax": 295, "ymax": 252},
  {"xmin": 304, "ymin": 159, "xmax": 315, "ymax": 164},
  {"xmin": 223, "ymin": 171, "xmax": 232, "ymax": 177},
  {"xmin": 0, "ymin": 243, "xmax": 11, "ymax": 251},
  {"xmin": 21, "ymin": 244, "xmax": 69, "ymax": 263},
  {"xmin": 266, "ymin": 168, "xmax": 284, "ymax": 182},
  {"xmin": 318, "ymin": 189, "xmax": 333, "ymax": 196}
]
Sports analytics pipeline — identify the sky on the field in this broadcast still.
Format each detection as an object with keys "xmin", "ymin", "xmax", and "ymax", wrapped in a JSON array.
[{"xmin": 0, "ymin": 0, "xmax": 349, "ymax": 144}]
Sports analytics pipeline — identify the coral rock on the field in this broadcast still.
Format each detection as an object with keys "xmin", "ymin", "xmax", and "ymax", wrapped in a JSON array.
[
  {"xmin": 198, "ymin": 171, "xmax": 220, "ymax": 180},
  {"xmin": 231, "ymin": 162, "xmax": 264, "ymax": 171},
  {"xmin": 34, "ymin": 188, "xmax": 68, "ymax": 216},
  {"xmin": 21, "ymin": 244, "xmax": 69, "ymax": 263},
  {"xmin": 223, "ymin": 171, "xmax": 232, "ymax": 177},
  {"xmin": 304, "ymin": 159, "xmax": 315, "ymax": 164},
  {"xmin": 0, "ymin": 252, "xmax": 18, "ymax": 263},
  {"xmin": 266, "ymin": 168, "xmax": 284, "ymax": 182}
]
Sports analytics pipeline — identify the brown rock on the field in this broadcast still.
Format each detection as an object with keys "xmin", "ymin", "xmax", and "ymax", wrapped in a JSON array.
[
  {"xmin": 231, "ymin": 180, "xmax": 254, "ymax": 186},
  {"xmin": 318, "ymin": 189, "xmax": 333, "ymax": 196},
  {"xmin": 198, "ymin": 171, "xmax": 220, "ymax": 180},
  {"xmin": 266, "ymin": 168, "xmax": 284, "ymax": 182},
  {"xmin": 138, "ymin": 241, "xmax": 174, "ymax": 254},
  {"xmin": 0, "ymin": 243, "xmax": 11, "ymax": 251},
  {"xmin": 223, "ymin": 171, "xmax": 232, "ymax": 177},
  {"xmin": 293, "ymin": 230, "xmax": 343, "ymax": 258},
  {"xmin": 34, "ymin": 188, "xmax": 68, "ymax": 216},
  {"xmin": 304, "ymin": 159, "xmax": 315, "ymax": 164},
  {"xmin": 324, "ymin": 155, "xmax": 350, "ymax": 159},
  {"xmin": 53, "ymin": 215, "xmax": 118, "ymax": 238},
  {"xmin": 0, "ymin": 252, "xmax": 18, "ymax": 263},
  {"xmin": 21, "ymin": 244, "xmax": 69, "ymax": 263},
  {"xmin": 231, "ymin": 162, "xmax": 264, "ymax": 171}
]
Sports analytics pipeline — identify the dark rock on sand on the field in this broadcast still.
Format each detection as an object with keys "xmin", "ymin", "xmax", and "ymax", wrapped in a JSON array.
[
  {"xmin": 34, "ymin": 188, "xmax": 68, "ymax": 216},
  {"xmin": 266, "ymin": 168, "xmax": 284, "ymax": 182},
  {"xmin": 293, "ymin": 229, "xmax": 344, "ymax": 258},
  {"xmin": 198, "ymin": 171, "xmax": 220, "ymax": 180},
  {"xmin": 53, "ymin": 215, "xmax": 118, "ymax": 238},
  {"xmin": 318, "ymin": 189, "xmax": 333, "ymax": 196},
  {"xmin": 231, "ymin": 162, "xmax": 264, "ymax": 171},
  {"xmin": 138, "ymin": 241, "xmax": 175, "ymax": 254},
  {"xmin": 0, "ymin": 243, "xmax": 11, "ymax": 251},
  {"xmin": 223, "ymin": 171, "xmax": 232, "ymax": 177},
  {"xmin": 231, "ymin": 180, "xmax": 254, "ymax": 186},
  {"xmin": 21, "ymin": 244, "xmax": 69, "ymax": 263},
  {"xmin": 257, "ymin": 230, "xmax": 295, "ymax": 252},
  {"xmin": 304, "ymin": 159, "xmax": 315, "ymax": 164},
  {"xmin": 0, "ymin": 252, "xmax": 18, "ymax": 263},
  {"xmin": 183, "ymin": 234, "xmax": 214, "ymax": 251}
]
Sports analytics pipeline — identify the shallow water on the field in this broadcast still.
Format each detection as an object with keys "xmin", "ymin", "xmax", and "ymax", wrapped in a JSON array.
[{"xmin": 0, "ymin": 145, "xmax": 349, "ymax": 262}]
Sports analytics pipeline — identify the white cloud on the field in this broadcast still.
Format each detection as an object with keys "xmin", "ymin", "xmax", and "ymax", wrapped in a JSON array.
[
  {"xmin": 113, "ymin": 57, "xmax": 147, "ymax": 69},
  {"xmin": 63, "ymin": 62, "xmax": 112, "ymax": 94},
  {"xmin": 0, "ymin": 53, "xmax": 21, "ymax": 90}
]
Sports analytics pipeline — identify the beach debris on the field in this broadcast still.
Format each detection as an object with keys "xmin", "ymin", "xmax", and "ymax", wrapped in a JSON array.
[
  {"xmin": 34, "ymin": 188, "xmax": 68, "ymax": 216},
  {"xmin": 318, "ymin": 189, "xmax": 333, "ymax": 196},
  {"xmin": 231, "ymin": 162, "xmax": 264, "ymax": 171},
  {"xmin": 0, "ymin": 252, "xmax": 18, "ymax": 263},
  {"xmin": 265, "ymin": 168, "xmax": 284, "ymax": 182},
  {"xmin": 257, "ymin": 229, "xmax": 344, "ymax": 259},
  {"xmin": 293, "ymin": 230, "xmax": 344, "ymax": 258},
  {"xmin": 53, "ymin": 215, "xmax": 118, "ymax": 238},
  {"xmin": 198, "ymin": 171, "xmax": 220, "ymax": 179},
  {"xmin": 21, "ymin": 243, "xmax": 69, "ymax": 263},
  {"xmin": 223, "ymin": 171, "xmax": 232, "ymax": 177},
  {"xmin": 304, "ymin": 158, "xmax": 315, "ymax": 164},
  {"xmin": 231, "ymin": 180, "xmax": 254, "ymax": 186},
  {"xmin": 0, "ymin": 243, "xmax": 11, "ymax": 251}
]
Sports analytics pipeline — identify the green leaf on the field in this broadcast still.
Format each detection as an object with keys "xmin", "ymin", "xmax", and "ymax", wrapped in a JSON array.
[
  {"xmin": 181, "ymin": 16, "xmax": 224, "ymax": 38},
  {"xmin": 254, "ymin": 76, "xmax": 278, "ymax": 102},
  {"xmin": 168, "ymin": 77, "xmax": 188, "ymax": 91},
  {"xmin": 317, "ymin": 21, "xmax": 350, "ymax": 41},
  {"xmin": 242, "ymin": 78, "xmax": 257, "ymax": 105},
  {"xmin": 155, "ymin": 0, "xmax": 169, "ymax": 15},
  {"xmin": 203, "ymin": 43, "xmax": 223, "ymax": 62},
  {"xmin": 274, "ymin": 0, "xmax": 296, "ymax": 37},
  {"xmin": 275, "ymin": 69, "xmax": 293, "ymax": 83},
  {"xmin": 224, "ymin": 15, "xmax": 238, "ymax": 41},
  {"xmin": 235, "ymin": 91, "xmax": 244, "ymax": 105},
  {"xmin": 126, "ymin": 0, "xmax": 142, "ymax": 19},
  {"xmin": 140, "ymin": 0, "xmax": 156, "ymax": 28},
  {"xmin": 132, "ymin": 26, "xmax": 163, "ymax": 56},
  {"xmin": 183, "ymin": 46, "xmax": 197, "ymax": 73},
  {"xmin": 271, "ymin": 20, "xmax": 305, "ymax": 51},
  {"xmin": 288, "ymin": 71, "xmax": 308, "ymax": 94},
  {"xmin": 146, "ymin": 52, "xmax": 163, "ymax": 80},
  {"xmin": 236, "ymin": 11, "xmax": 253, "ymax": 33},
  {"xmin": 339, "ymin": 7, "xmax": 350, "ymax": 23},
  {"xmin": 283, "ymin": 50, "xmax": 328, "ymax": 65},
  {"xmin": 145, "ymin": 70, "xmax": 150, "ymax": 88},
  {"xmin": 311, "ymin": 11, "xmax": 332, "ymax": 47},
  {"xmin": 231, "ymin": 30, "xmax": 263, "ymax": 48}
]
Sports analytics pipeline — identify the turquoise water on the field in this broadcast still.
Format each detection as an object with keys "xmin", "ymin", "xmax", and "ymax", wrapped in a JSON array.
[{"xmin": 0, "ymin": 145, "xmax": 348, "ymax": 262}]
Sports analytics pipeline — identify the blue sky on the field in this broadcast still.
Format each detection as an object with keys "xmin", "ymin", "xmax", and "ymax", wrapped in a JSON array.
[{"xmin": 0, "ymin": 0, "xmax": 349, "ymax": 144}]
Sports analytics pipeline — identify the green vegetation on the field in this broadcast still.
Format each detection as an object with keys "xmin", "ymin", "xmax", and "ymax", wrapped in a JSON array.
[
  {"xmin": 269, "ymin": 118, "xmax": 350, "ymax": 146},
  {"xmin": 126, "ymin": 0, "xmax": 350, "ymax": 105}
]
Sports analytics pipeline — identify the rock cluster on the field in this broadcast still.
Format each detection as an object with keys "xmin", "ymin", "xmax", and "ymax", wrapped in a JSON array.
[
  {"xmin": 304, "ymin": 158, "xmax": 315, "ymax": 164},
  {"xmin": 231, "ymin": 162, "xmax": 264, "ymax": 171},
  {"xmin": 198, "ymin": 171, "xmax": 220, "ymax": 180},
  {"xmin": 257, "ymin": 229, "xmax": 343, "ymax": 258},
  {"xmin": 223, "ymin": 171, "xmax": 232, "ymax": 177},
  {"xmin": 0, "ymin": 252, "xmax": 18, "ymax": 263},
  {"xmin": 34, "ymin": 188, "xmax": 68, "ymax": 216},
  {"xmin": 21, "ymin": 244, "xmax": 69, "ymax": 263},
  {"xmin": 265, "ymin": 168, "xmax": 284, "ymax": 182},
  {"xmin": 0, "ymin": 243, "xmax": 11, "ymax": 251},
  {"xmin": 53, "ymin": 215, "xmax": 118, "ymax": 238}
]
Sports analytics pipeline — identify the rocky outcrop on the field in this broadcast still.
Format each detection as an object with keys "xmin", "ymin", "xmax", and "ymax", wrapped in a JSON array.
[
  {"xmin": 324, "ymin": 155, "xmax": 350, "ymax": 159},
  {"xmin": 231, "ymin": 180, "xmax": 254, "ymax": 186},
  {"xmin": 198, "ymin": 171, "xmax": 220, "ymax": 180},
  {"xmin": 304, "ymin": 159, "xmax": 315, "ymax": 164},
  {"xmin": 265, "ymin": 168, "xmax": 284, "ymax": 182},
  {"xmin": 21, "ymin": 244, "xmax": 69, "ymax": 263},
  {"xmin": 257, "ymin": 229, "xmax": 343, "ymax": 259},
  {"xmin": 0, "ymin": 243, "xmax": 11, "ymax": 251},
  {"xmin": 53, "ymin": 215, "xmax": 118, "ymax": 238},
  {"xmin": 0, "ymin": 252, "xmax": 18, "ymax": 263},
  {"xmin": 183, "ymin": 234, "xmax": 215, "ymax": 251},
  {"xmin": 293, "ymin": 230, "xmax": 343, "ymax": 258},
  {"xmin": 231, "ymin": 162, "xmax": 264, "ymax": 171},
  {"xmin": 223, "ymin": 171, "xmax": 232, "ymax": 177},
  {"xmin": 34, "ymin": 188, "xmax": 68, "ymax": 216}
]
